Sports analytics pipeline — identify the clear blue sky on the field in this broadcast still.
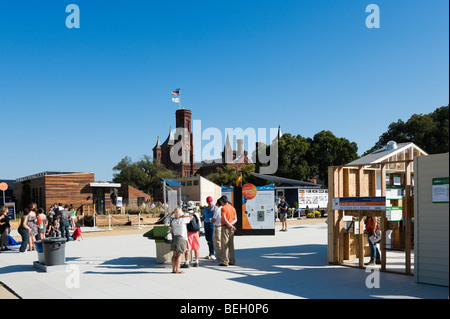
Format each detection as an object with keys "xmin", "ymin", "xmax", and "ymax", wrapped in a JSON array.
[{"xmin": 1, "ymin": 0, "xmax": 448, "ymax": 182}]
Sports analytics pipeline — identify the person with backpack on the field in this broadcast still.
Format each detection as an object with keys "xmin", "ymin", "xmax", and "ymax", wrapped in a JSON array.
[{"xmin": 181, "ymin": 201, "xmax": 201, "ymax": 268}]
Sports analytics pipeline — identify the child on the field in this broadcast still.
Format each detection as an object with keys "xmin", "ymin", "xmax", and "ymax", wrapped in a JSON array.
[
  {"xmin": 49, "ymin": 219, "xmax": 60, "ymax": 238},
  {"xmin": 71, "ymin": 223, "xmax": 83, "ymax": 241}
]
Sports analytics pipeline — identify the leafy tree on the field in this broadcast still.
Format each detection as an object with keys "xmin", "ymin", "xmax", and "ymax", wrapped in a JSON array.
[
  {"xmin": 307, "ymin": 130, "xmax": 359, "ymax": 186},
  {"xmin": 205, "ymin": 164, "xmax": 268, "ymax": 186},
  {"xmin": 112, "ymin": 156, "xmax": 148, "ymax": 190},
  {"xmin": 239, "ymin": 164, "xmax": 264, "ymax": 186},
  {"xmin": 365, "ymin": 105, "xmax": 449, "ymax": 155},
  {"xmin": 273, "ymin": 133, "xmax": 311, "ymax": 182},
  {"xmin": 112, "ymin": 155, "xmax": 175, "ymax": 195},
  {"xmin": 253, "ymin": 131, "xmax": 358, "ymax": 187},
  {"xmin": 206, "ymin": 166, "xmax": 239, "ymax": 186}
]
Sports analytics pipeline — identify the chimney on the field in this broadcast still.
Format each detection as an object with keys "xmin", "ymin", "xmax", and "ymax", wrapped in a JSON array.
[{"xmin": 237, "ymin": 139, "xmax": 244, "ymax": 157}]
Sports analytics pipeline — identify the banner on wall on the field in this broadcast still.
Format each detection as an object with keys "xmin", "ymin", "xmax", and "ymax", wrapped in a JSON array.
[
  {"xmin": 241, "ymin": 183, "xmax": 275, "ymax": 230},
  {"xmin": 221, "ymin": 184, "xmax": 275, "ymax": 235},
  {"xmin": 298, "ymin": 189, "xmax": 328, "ymax": 208}
]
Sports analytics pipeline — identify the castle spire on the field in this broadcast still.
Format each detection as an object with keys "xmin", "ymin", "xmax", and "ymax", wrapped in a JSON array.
[
  {"xmin": 161, "ymin": 126, "xmax": 175, "ymax": 146},
  {"xmin": 153, "ymin": 136, "xmax": 161, "ymax": 150}
]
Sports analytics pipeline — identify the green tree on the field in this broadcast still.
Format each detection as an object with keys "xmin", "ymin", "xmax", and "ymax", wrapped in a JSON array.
[
  {"xmin": 206, "ymin": 166, "xmax": 239, "ymax": 186},
  {"xmin": 112, "ymin": 156, "xmax": 148, "ymax": 190},
  {"xmin": 112, "ymin": 155, "xmax": 175, "ymax": 195},
  {"xmin": 366, "ymin": 105, "xmax": 449, "ymax": 155},
  {"xmin": 253, "ymin": 131, "xmax": 358, "ymax": 187},
  {"xmin": 275, "ymin": 133, "xmax": 311, "ymax": 182},
  {"xmin": 307, "ymin": 130, "xmax": 359, "ymax": 186}
]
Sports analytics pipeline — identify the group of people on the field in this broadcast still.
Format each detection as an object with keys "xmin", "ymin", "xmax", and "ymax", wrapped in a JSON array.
[
  {"xmin": 14, "ymin": 202, "xmax": 83, "ymax": 253},
  {"xmin": 168, "ymin": 195, "xmax": 237, "ymax": 274}
]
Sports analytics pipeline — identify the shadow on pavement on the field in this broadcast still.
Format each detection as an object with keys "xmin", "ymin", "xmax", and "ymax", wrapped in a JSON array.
[{"xmin": 208, "ymin": 244, "xmax": 445, "ymax": 299}]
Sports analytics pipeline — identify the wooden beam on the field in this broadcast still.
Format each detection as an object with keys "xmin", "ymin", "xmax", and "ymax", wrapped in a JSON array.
[
  {"xmin": 358, "ymin": 211, "xmax": 364, "ymax": 268},
  {"xmin": 338, "ymin": 167, "xmax": 344, "ymax": 264},
  {"xmin": 380, "ymin": 163, "xmax": 387, "ymax": 271},
  {"xmin": 380, "ymin": 164, "xmax": 387, "ymax": 196},
  {"xmin": 357, "ymin": 167, "xmax": 365, "ymax": 268},
  {"xmin": 332, "ymin": 159, "xmax": 413, "ymax": 169},
  {"xmin": 404, "ymin": 161, "xmax": 412, "ymax": 275},
  {"xmin": 343, "ymin": 211, "xmax": 384, "ymax": 217},
  {"xmin": 329, "ymin": 166, "xmax": 340, "ymax": 264},
  {"xmin": 380, "ymin": 215, "xmax": 386, "ymax": 272}
]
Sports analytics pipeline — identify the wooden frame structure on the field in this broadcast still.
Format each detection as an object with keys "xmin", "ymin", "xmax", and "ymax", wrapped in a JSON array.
[{"xmin": 327, "ymin": 142, "xmax": 427, "ymax": 274}]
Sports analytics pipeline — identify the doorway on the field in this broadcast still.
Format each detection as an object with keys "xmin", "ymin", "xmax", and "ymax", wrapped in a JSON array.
[{"xmin": 93, "ymin": 188, "xmax": 105, "ymax": 214}]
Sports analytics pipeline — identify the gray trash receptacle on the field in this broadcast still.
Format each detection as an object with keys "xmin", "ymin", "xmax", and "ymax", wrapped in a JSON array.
[
  {"xmin": 35, "ymin": 240, "xmax": 44, "ymax": 264},
  {"xmin": 42, "ymin": 238, "xmax": 66, "ymax": 266}
]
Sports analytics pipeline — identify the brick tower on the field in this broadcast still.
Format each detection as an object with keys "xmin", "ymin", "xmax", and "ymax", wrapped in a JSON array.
[{"xmin": 175, "ymin": 109, "xmax": 194, "ymax": 177}]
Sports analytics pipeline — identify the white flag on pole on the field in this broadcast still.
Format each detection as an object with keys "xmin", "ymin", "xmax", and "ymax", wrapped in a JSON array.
[{"xmin": 172, "ymin": 97, "xmax": 179, "ymax": 103}]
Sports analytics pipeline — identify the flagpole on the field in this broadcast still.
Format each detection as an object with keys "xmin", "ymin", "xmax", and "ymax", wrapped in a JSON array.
[{"xmin": 171, "ymin": 88, "xmax": 182, "ymax": 109}]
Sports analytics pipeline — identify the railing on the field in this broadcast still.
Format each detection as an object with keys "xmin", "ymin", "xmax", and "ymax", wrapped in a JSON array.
[
  {"xmin": 80, "ymin": 204, "xmax": 145, "ymax": 230},
  {"xmin": 81, "ymin": 204, "xmax": 96, "ymax": 227}
]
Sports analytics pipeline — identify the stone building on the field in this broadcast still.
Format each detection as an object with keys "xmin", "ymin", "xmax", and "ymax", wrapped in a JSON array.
[{"xmin": 153, "ymin": 108, "xmax": 252, "ymax": 178}]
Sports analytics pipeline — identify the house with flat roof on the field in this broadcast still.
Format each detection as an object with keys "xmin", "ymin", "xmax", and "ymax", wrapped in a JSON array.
[
  {"xmin": 13, "ymin": 171, "xmax": 120, "ymax": 214},
  {"xmin": 174, "ymin": 175, "xmax": 221, "ymax": 206}
]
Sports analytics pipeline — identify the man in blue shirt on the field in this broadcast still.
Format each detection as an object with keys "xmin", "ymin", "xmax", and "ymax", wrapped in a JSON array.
[
  {"xmin": 277, "ymin": 197, "xmax": 289, "ymax": 232},
  {"xmin": 201, "ymin": 196, "xmax": 217, "ymax": 260}
]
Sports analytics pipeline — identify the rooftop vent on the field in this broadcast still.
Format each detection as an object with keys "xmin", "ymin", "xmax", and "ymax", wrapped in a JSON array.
[{"xmin": 386, "ymin": 141, "xmax": 398, "ymax": 151}]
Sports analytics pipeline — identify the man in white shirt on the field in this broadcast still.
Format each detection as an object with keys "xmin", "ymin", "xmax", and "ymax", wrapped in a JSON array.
[{"xmin": 211, "ymin": 199, "xmax": 223, "ymax": 262}]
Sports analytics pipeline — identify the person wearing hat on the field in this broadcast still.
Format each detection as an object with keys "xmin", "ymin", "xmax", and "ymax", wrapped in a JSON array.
[
  {"xmin": 167, "ymin": 207, "xmax": 193, "ymax": 274},
  {"xmin": 201, "ymin": 196, "xmax": 217, "ymax": 260},
  {"xmin": 181, "ymin": 201, "xmax": 201, "ymax": 268}
]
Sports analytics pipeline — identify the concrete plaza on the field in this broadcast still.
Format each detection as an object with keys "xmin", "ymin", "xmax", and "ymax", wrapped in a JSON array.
[{"xmin": 0, "ymin": 221, "xmax": 448, "ymax": 300}]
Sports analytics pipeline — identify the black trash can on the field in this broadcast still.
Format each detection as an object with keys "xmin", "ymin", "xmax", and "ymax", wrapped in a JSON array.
[{"xmin": 42, "ymin": 238, "xmax": 67, "ymax": 266}]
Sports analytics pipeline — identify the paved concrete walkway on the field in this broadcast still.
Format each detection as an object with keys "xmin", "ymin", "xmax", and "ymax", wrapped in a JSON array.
[{"xmin": 0, "ymin": 223, "xmax": 447, "ymax": 299}]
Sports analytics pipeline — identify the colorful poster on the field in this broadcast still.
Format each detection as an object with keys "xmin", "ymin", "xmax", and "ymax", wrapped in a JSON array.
[
  {"xmin": 333, "ymin": 197, "xmax": 386, "ymax": 211},
  {"xmin": 298, "ymin": 189, "xmax": 328, "ymax": 208},
  {"xmin": 242, "ymin": 184, "xmax": 275, "ymax": 230}
]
